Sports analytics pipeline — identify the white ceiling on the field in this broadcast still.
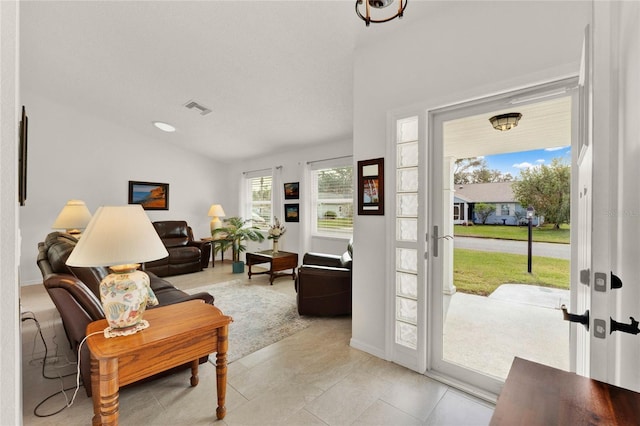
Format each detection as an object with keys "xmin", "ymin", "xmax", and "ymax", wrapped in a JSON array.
[
  {"xmin": 20, "ymin": 1, "xmax": 570, "ymax": 164},
  {"xmin": 21, "ymin": 1, "xmax": 439, "ymax": 163}
]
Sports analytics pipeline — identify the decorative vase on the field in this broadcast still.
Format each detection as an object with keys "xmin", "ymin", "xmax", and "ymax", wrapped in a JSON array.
[
  {"xmin": 272, "ymin": 239, "xmax": 279, "ymax": 254},
  {"xmin": 100, "ymin": 265, "xmax": 158, "ymax": 332}
]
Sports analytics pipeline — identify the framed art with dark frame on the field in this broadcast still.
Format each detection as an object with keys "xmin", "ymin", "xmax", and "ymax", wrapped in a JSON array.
[
  {"xmin": 358, "ymin": 157, "xmax": 384, "ymax": 215},
  {"xmin": 284, "ymin": 182, "xmax": 299, "ymax": 199},
  {"xmin": 18, "ymin": 106, "xmax": 28, "ymax": 206},
  {"xmin": 284, "ymin": 203, "xmax": 300, "ymax": 222},
  {"xmin": 128, "ymin": 181, "xmax": 169, "ymax": 210}
]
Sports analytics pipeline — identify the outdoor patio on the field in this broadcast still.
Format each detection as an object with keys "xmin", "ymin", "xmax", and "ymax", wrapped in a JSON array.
[{"xmin": 444, "ymin": 284, "xmax": 570, "ymax": 380}]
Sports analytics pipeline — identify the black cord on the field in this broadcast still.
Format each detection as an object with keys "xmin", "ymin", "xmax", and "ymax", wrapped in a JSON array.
[{"xmin": 21, "ymin": 312, "xmax": 83, "ymax": 417}]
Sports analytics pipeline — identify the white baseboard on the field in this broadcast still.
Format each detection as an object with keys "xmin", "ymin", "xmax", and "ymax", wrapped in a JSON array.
[{"xmin": 349, "ymin": 337, "xmax": 387, "ymax": 360}]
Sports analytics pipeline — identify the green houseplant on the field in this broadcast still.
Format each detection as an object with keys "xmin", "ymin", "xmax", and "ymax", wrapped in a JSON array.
[{"xmin": 212, "ymin": 216, "xmax": 265, "ymax": 273}]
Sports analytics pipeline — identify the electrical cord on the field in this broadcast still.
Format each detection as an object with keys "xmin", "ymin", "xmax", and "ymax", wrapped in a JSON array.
[{"xmin": 22, "ymin": 311, "xmax": 102, "ymax": 417}]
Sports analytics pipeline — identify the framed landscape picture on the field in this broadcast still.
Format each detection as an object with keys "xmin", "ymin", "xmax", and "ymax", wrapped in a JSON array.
[
  {"xmin": 284, "ymin": 203, "xmax": 299, "ymax": 222},
  {"xmin": 358, "ymin": 158, "xmax": 384, "ymax": 215},
  {"xmin": 128, "ymin": 181, "xmax": 169, "ymax": 210},
  {"xmin": 284, "ymin": 182, "xmax": 299, "ymax": 199}
]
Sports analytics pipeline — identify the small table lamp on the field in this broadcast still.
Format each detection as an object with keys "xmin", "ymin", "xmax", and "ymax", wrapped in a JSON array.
[
  {"xmin": 208, "ymin": 204, "xmax": 226, "ymax": 233},
  {"xmin": 66, "ymin": 205, "xmax": 169, "ymax": 336},
  {"xmin": 52, "ymin": 200, "xmax": 93, "ymax": 237}
]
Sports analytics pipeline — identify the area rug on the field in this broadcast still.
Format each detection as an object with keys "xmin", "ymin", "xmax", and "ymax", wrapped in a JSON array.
[{"xmin": 186, "ymin": 279, "xmax": 312, "ymax": 363}]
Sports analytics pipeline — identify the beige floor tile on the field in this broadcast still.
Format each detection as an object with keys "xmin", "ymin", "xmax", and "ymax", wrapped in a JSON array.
[
  {"xmin": 425, "ymin": 389, "xmax": 494, "ymax": 426},
  {"xmin": 352, "ymin": 400, "xmax": 422, "ymax": 426}
]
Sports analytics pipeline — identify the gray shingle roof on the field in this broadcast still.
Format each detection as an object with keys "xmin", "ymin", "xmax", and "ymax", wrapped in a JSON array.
[{"xmin": 454, "ymin": 182, "xmax": 516, "ymax": 203}]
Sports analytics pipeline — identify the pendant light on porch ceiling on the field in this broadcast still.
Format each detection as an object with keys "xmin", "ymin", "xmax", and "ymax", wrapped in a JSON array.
[
  {"xmin": 355, "ymin": 0, "xmax": 407, "ymax": 27},
  {"xmin": 489, "ymin": 113, "xmax": 522, "ymax": 131}
]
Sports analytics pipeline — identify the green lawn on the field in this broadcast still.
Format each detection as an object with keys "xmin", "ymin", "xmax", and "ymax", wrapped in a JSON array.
[
  {"xmin": 454, "ymin": 248, "xmax": 570, "ymax": 296},
  {"xmin": 454, "ymin": 224, "xmax": 570, "ymax": 244}
]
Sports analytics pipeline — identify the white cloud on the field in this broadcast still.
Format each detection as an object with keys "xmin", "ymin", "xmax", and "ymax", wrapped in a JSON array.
[
  {"xmin": 545, "ymin": 146, "xmax": 569, "ymax": 152},
  {"xmin": 536, "ymin": 159, "xmax": 545, "ymax": 163},
  {"xmin": 513, "ymin": 162, "xmax": 535, "ymax": 169}
]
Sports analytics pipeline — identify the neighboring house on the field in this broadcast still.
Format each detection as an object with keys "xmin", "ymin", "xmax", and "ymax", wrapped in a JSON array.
[{"xmin": 454, "ymin": 182, "xmax": 542, "ymax": 226}]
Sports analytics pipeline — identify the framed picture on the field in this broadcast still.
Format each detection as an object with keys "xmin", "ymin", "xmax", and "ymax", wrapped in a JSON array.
[
  {"xmin": 284, "ymin": 182, "xmax": 299, "ymax": 199},
  {"xmin": 18, "ymin": 106, "xmax": 28, "ymax": 206},
  {"xmin": 358, "ymin": 158, "xmax": 384, "ymax": 215},
  {"xmin": 128, "ymin": 181, "xmax": 169, "ymax": 210},
  {"xmin": 284, "ymin": 203, "xmax": 299, "ymax": 222}
]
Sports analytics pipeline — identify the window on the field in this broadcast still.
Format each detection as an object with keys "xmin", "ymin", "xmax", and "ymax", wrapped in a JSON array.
[
  {"xmin": 311, "ymin": 163, "xmax": 353, "ymax": 235},
  {"xmin": 247, "ymin": 173, "xmax": 272, "ymax": 229},
  {"xmin": 500, "ymin": 204, "xmax": 510, "ymax": 216},
  {"xmin": 453, "ymin": 203, "xmax": 464, "ymax": 221}
]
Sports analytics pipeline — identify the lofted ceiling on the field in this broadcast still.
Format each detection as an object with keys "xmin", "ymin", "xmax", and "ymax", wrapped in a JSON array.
[
  {"xmin": 20, "ymin": 1, "xmax": 572, "ymax": 164},
  {"xmin": 20, "ymin": 1, "xmax": 438, "ymax": 163}
]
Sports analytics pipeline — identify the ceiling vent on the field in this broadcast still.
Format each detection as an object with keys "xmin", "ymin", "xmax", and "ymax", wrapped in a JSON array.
[{"xmin": 184, "ymin": 100, "xmax": 212, "ymax": 116}]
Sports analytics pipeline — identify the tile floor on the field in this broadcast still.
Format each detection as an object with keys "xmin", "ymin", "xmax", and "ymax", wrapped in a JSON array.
[{"xmin": 21, "ymin": 261, "xmax": 494, "ymax": 425}]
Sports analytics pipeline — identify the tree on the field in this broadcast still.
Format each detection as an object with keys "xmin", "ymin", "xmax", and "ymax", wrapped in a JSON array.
[
  {"xmin": 474, "ymin": 203, "xmax": 496, "ymax": 224},
  {"xmin": 512, "ymin": 158, "xmax": 570, "ymax": 229},
  {"xmin": 454, "ymin": 158, "xmax": 514, "ymax": 184}
]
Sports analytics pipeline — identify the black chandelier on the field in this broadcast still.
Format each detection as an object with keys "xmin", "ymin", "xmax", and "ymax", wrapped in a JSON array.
[{"xmin": 355, "ymin": 0, "xmax": 408, "ymax": 27}]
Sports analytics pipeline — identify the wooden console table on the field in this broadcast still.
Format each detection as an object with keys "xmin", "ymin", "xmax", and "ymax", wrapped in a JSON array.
[
  {"xmin": 491, "ymin": 357, "xmax": 640, "ymax": 425},
  {"xmin": 86, "ymin": 300, "xmax": 232, "ymax": 425},
  {"xmin": 246, "ymin": 250, "xmax": 298, "ymax": 285}
]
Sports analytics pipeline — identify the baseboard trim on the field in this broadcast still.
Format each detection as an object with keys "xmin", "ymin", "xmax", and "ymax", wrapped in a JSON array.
[{"xmin": 349, "ymin": 338, "xmax": 387, "ymax": 360}]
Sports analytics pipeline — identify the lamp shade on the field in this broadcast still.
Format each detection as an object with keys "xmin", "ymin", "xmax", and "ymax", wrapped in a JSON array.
[
  {"xmin": 52, "ymin": 200, "xmax": 92, "ymax": 231},
  {"xmin": 208, "ymin": 204, "xmax": 226, "ymax": 217},
  {"xmin": 66, "ymin": 205, "xmax": 168, "ymax": 267}
]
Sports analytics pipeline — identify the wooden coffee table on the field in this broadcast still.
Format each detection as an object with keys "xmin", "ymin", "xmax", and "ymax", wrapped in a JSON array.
[
  {"xmin": 246, "ymin": 250, "xmax": 298, "ymax": 285},
  {"xmin": 86, "ymin": 300, "xmax": 232, "ymax": 425}
]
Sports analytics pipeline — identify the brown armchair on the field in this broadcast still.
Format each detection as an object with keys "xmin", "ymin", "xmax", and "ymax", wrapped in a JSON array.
[
  {"xmin": 295, "ymin": 239, "xmax": 352, "ymax": 316},
  {"xmin": 144, "ymin": 220, "xmax": 211, "ymax": 277},
  {"xmin": 36, "ymin": 232, "xmax": 215, "ymax": 396}
]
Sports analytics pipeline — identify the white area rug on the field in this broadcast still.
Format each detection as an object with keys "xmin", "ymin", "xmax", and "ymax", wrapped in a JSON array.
[{"xmin": 187, "ymin": 279, "xmax": 312, "ymax": 363}]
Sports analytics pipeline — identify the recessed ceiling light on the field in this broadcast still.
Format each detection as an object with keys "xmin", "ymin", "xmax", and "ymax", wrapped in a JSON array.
[{"xmin": 152, "ymin": 121, "xmax": 176, "ymax": 132}]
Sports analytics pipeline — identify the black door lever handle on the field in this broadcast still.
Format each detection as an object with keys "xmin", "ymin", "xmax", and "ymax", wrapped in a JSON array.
[{"xmin": 561, "ymin": 305, "xmax": 589, "ymax": 331}]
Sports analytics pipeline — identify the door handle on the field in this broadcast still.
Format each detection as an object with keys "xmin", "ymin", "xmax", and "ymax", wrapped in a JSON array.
[
  {"xmin": 561, "ymin": 305, "xmax": 589, "ymax": 331},
  {"xmin": 610, "ymin": 316, "xmax": 640, "ymax": 335}
]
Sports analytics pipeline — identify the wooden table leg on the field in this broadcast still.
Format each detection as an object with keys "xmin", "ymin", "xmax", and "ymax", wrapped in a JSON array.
[
  {"xmin": 215, "ymin": 325, "xmax": 229, "ymax": 420},
  {"xmin": 91, "ymin": 356, "xmax": 119, "ymax": 426},
  {"xmin": 190, "ymin": 359, "xmax": 199, "ymax": 387}
]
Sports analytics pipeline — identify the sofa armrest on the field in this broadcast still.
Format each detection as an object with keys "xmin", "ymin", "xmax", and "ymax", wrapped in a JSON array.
[
  {"xmin": 189, "ymin": 240, "xmax": 212, "ymax": 269},
  {"xmin": 295, "ymin": 265, "xmax": 352, "ymax": 316},
  {"xmin": 302, "ymin": 253, "xmax": 344, "ymax": 268}
]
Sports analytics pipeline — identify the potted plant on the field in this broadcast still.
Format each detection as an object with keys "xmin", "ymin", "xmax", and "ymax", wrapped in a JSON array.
[{"xmin": 212, "ymin": 216, "xmax": 265, "ymax": 273}]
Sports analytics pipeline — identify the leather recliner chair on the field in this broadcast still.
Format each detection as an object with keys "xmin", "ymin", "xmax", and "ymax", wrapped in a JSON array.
[
  {"xmin": 144, "ymin": 220, "xmax": 211, "ymax": 277},
  {"xmin": 295, "ymin": 239, "xmax": 352, "ymax": 316},
  {"xmin": 36, "ymin": 232, "xmax": 215, "ymax": 396}
]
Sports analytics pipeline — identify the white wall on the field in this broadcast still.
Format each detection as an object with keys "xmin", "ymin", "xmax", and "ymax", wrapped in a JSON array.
[
  {"xmin": 611, "ymin": 1, "xmax": 640, "ymax": 391},
  {"xmin": 351, "ymin": 1, "xmax": 591, "ymax": 359},
  {"xmin": 0, "ymin": 0, "xmax": 22, "ymax": 422},
  {"xmin": 19, "ymin": 91, "xmax": 230, "ymax": 285},
  {"xmin": 225, "ymin": 139, "xmax": 353, "ymax": 259}
]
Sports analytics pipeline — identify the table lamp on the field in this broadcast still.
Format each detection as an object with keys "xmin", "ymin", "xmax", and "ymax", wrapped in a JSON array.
[
  {"xmin": 52, "ymin": 200, "xmax": 93, "ymax": 237},
  {"xmin": 208, "ymin": 204, "xmax": 226, "ymax": 233},
  {"xmin": 66, "ymin": 205, "xmax": 169, "ymax": 336}
]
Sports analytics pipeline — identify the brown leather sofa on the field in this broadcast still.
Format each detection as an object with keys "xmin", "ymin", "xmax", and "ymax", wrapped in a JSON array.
[
  {"xmin": 144, "ymin": 220, "xmax": 211, "ymax": 277},
  {"xmin": 295, "ymin": 239, "xmax": 352, "ymax": 316},
  {"xmin": 37, "ymin": 231, "xmax": 215, "ymax": 396}
]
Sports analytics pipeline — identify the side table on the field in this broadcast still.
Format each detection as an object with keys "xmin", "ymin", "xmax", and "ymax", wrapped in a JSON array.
[
  {"xmin": 201, "ymin": 237, "xmax": 231, "ymax": 267},
  {"xmin": 246, "ymin": 250, "xmax": 298, "ymax": 285},
  {"xmin": 86, "ymin": 300, "xmax": 232, "ymax": 425}
]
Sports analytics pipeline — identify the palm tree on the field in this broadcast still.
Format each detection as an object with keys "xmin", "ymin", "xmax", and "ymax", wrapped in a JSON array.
[{"xmin": 212, "ymin": 216, "xmax": 265, "ymax": 262}]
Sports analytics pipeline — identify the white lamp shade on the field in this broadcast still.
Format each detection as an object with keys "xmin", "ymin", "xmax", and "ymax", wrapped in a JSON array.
[
  {"xmin": 66, "ymin": 205, "xmax": 168, "ymax": 267},
  {"xmin": 52, "ymin": 200, "xmax": 93, "ymax": 231},
  {"xmin": 208, "ymin": 204, "xmax": 226, "ymax": 217}
]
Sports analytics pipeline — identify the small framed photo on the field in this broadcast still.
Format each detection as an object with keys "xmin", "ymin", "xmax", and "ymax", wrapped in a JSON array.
[
  {"xmin": 128, "ymin": 181, "xmax": 169, "ymax": 210},
  {"xmin": 284, "ymin": 182, "xmax": 299, "ymax": 199},
  {"xmin": 284, "ymin": 203, "xmax": 299, "ymax": 222},
  {"xmin": 358, "ymin": 158, "xmax": 384, "ymax": 215}
]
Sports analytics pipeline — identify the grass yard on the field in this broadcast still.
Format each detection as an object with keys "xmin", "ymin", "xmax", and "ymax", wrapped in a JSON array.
[
  {"xmin": 454, "ymin": 224, "xmax": 570, "ymax": 244},
  {"xmin": 454, "ymin": 248, "xmax": 570, "ymax": 296}
]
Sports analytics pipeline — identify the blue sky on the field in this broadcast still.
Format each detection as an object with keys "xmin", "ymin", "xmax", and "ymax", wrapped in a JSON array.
[{"xmin": 483, "ymin": 146, "xmax": 571, "ymax": 178}]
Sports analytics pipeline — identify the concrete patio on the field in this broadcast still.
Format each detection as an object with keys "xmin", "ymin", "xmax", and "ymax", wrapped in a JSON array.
[{"xmin": 444, "ymin": 284, "xmax": 570, "ymax": 380}]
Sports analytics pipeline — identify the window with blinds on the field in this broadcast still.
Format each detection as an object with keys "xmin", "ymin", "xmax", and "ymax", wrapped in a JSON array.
[
  {"xmin": 311, "ymin": 165, "xmax": 354, "ymax": 235},
  {"xmin": 248, "ymin": 174, "xmax": 272, "ymax": 229}
]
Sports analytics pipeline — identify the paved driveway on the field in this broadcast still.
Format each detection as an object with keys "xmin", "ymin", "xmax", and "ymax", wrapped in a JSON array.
[{"xmin": 454, "ymin": 236, "xmax": 570, "ymax": 260}]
